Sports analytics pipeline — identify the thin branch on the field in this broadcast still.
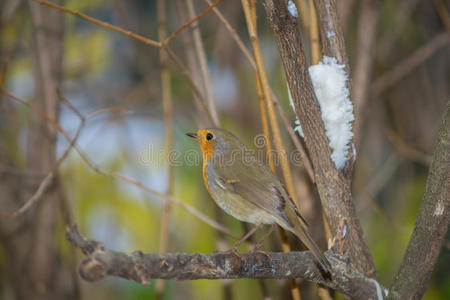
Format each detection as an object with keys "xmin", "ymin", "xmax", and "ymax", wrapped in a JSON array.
[
  {"xmin": 166, "ymin": 49, "xmax": 217, "ymax": 126},
  {"xmin": 388, "ymin": 101, "xmax": 450, "ymax": 300},
  {"xmin": 241, "ymin": 0, "xmax": 299, "ymax": 208},
  {"xmin": 352, "ymin": 0, "xmax": 380, "ymax": 149},
  {"xmin": 156, "ymin": 0, "xmax": 174, "ymax": 297},
  {"xmin": 31, "ymin": 0, "xmax": 217, "ymax": 127},
  {"xmin": 186, "ymin": 0, "xmax": 220, "ymax": 126},
  {"xmin": 309, "ymin": 0, "xmax": 320, "ymax": 65},
  {"xmin": 385, "ymin": 128, "xmax": 432, "ymax": 167},
  {"xmin": 377, "ymin": 0, "xmax": 421, "ymax": 61},
  {"xmin": 66, "ymin": 224, "xmax": 386, "ymax": 300},
  {"xmin": 373, "ymin": 32, "xmax": 450, "ymax": 96},
  {"xmin": 243, "ymin": 3, "xmax": 302, "ymax": 299},
  {"xmin": 31, "ymin": 0, "xmax": 161, "ymax": 48},
  {"xmin": 1, "ymin": 88, "xmax": 239, "ymax": 239},
  {"xmin": 204, "ymin": 0, "xmax": 255, "ymax": 68},
  {"xmin": 432, "ymin": 0, "xmax": 450, "ymax": 31},
  {"xmin": 164, "ymin": 0, "xmax": 223, "ymax": 46}
]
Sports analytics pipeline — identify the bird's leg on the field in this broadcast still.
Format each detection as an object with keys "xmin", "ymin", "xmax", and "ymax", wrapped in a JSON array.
[
  {"xmin": 252, "ymin": 223, "xmax": 277, "ymax": 251},
  {"xmin": 228, "ymin": 223, "xmax": 263, "ymax": 253},
  {"xmin": 251, "ymin": 224, "xmax": 277, "ymax": 261}
]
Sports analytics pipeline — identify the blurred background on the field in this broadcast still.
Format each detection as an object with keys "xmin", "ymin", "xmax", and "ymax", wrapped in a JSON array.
[{"xmin": 0, "ymin": 0, "xmax": 448, "ymax": 299}]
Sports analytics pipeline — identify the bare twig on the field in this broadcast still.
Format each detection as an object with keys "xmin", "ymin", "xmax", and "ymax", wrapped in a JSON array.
[
  {"xmin": 66, "ymin": 224, "xmax": 387, "ymax": 299},
  {"xmin": 186, "ymin": 0, "xmax": 220, "ymax": 126},
  {"xmin": 164, "ymin": 0, "xmax": 223, "ymax": 46},
  {"xmin": 385, "ymin": 128, "xmax": 432, "ymax": 167},
  {"xmin": 337, "ymin": 0, "xmax": 356, "ymax": 36},
  {"xmin": 388, "ymin": 101, "xmax": 450, "ymax": 299},
  {"xmin": 31, "ymin": 0, "xmax": 161, "ymax": 48},
  {"xmin": 166, "ymin": 49, "xmax": 216, "ymax": 126},
  {"xmin": 373, "ymin": 32, "xmax": 450, "ymax": 96},
  {"xmin": 432, "ymin": 0, "xmax": 450, "ymax": 31},
  {"xmin": 309, "ymin": 0, "xmax": 320, "ymax": 65},
  {"xmin": 242, "ymin": 0, "xmax": 299, "ymax": 207},
  {"xmin": 352, "ymin": 0, "xmax": 380, "ymax": 147},
  {"xmin": 377, "ymin": 0, "xmax": 421, "ymax": 61},
  {"xmin": 176, "ymin": 0, "xmax": 207, "ymax": 126},
  {"xmin": 155, "ymin": 0, "xmax": 174, "ymax": 297},
  {"xmin": 31, "ymin": 0, "xmax": 217, "ymax": 127},
  {"xmin": 204, "ymin": 0, "xmax": 255, "ymax": 68},
  {"xmin": 1, "ymin": 89, "xmax": 239, "ymax": 238}
]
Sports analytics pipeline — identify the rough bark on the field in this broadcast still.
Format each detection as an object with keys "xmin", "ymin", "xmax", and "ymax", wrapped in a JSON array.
[
  {"xmin": 264, "ymin": 0, "xmax": 377, "ymax": 278},
  {"xmin": 388, "ymin": 101, "xmax": 450, "ymax": 300},
  {"xmin": 67, "ymin": 225, "xmax": 386, "ymax": 299}
]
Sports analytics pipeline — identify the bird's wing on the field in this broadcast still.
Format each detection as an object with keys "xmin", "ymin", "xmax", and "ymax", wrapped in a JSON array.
[
  {"xmin": 212, "ymin": 156, "xmax": 308, "ymax": 228},
  {"xmin": 212, "ymin": 153, "xmax": 331, "ymax": 272}
]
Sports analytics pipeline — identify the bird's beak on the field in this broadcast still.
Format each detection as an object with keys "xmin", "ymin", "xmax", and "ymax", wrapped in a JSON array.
[{"xmin": 186, "ymin": 132, "xmax": 198, "ymax": 139}]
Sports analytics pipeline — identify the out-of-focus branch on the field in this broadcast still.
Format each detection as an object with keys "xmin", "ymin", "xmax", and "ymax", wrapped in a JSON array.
[
  {"xmin": 352, "ymin": 0, "xmax": 380, "ymax": 147},
  {"xmin": 156, "ymin": 0, "xmax": 173, "ymax": 297},
  {"xmin": 265, "ymin": 0, "xmax": 377, "ymax": 278},
  {"xmin": 373, "ymin": 32, "xmax": 450, "ymax": 96},
  {"xmin": 385, "ymin": 128, "xmax": 432, "ymax": 167},
  {"xmin": 1, "ymin": 89, "xmax": 239, "ymax": 239},
  {"xmin": 186, "ymin": 0, "xmax": 220, "ymax": 127},
  {"xmin": 309, "ymin": 0, "xmax": 320, "ymax": 65},
  {"xmin": 32, "ymin": 0, "xmax": 217, "ymax": 126},
  {"xmin": 377, "ymin": 0, "xmax": 421, "ymax": 61},
  {"xmin": 388, "ymin": 101, "xmax": 450, "ymax": 300},
  {"xmin": 32, "ymin": 0, "xmax": 161, "ymax": 47},
  {"xmin": 66, "ymin": 224, "xmax": 386, "ymax": 299},
  {"xmin": 163, "ymin": 0, "xmax": 222, "ymax": 46},
  {"xmin": 336, "ymin": 0, "xmax": 356, "ymax": 36}
]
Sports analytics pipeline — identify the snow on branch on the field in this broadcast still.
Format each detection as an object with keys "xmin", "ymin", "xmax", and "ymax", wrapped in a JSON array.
[{"xmin": 292, "ymin": 56, "xmax": 354, "ymax": 169}]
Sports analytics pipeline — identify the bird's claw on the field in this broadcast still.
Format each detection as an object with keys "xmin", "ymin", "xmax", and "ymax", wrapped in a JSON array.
[
  {"xmin": 251, "ymin": 246, "xmax": 272, "ymax": 263},
  {"xmin": 218, "ymin": 247, "xmax": 244, "ymax": 261}
]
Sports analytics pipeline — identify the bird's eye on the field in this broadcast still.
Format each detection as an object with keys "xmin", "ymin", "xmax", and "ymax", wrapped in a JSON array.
[{"xmin": 206, "ymin": 133, "xmax": 214, "ymax": 140}]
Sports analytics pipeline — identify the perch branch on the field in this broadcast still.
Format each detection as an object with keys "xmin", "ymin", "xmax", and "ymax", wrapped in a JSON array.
[{"xmin": 66, "ymin": 224, "xmax": 386, "ymax": 300}]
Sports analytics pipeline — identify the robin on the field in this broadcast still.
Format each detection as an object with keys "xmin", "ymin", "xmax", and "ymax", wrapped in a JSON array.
[{"xmin": 186, "ymin": 128, "xmax": 331, "ymax": 271}]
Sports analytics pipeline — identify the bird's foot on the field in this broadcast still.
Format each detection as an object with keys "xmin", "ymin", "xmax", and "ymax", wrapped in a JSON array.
[
  {"xmin": 250, "ymin": 245, "xmax": 272, "ymax": 263},
  {"xmin": 218, "ymin": 246, "xmax": 244, "ymax": 261}
]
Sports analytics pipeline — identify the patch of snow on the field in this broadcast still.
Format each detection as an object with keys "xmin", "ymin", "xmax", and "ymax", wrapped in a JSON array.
[
  {"xmin": 287, "ymin": 83, "xmax": 304, "ymax": 137},
  {"xmin": 287, "ymin": 0, "xmax": 298, "ymax": 18},
  {"xmin": 308, "ymin": 56, "xmax": 354, "ymax": 169}
]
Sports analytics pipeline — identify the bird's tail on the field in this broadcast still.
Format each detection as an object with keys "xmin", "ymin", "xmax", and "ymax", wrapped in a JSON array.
[{"xmin": 291, "ymin": 224, "xmax": 331, "ymax": 272}]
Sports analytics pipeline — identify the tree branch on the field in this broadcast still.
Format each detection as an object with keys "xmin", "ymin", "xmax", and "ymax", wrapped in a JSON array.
[
  {"xmin": 66, "ymin": 225, "xmax": 386, "ymax": 299},
  {"xmin": 264, "ymin": 0, "xmax": 377, "ymax": 278},
  {"xmin": 388, "ymin": 101, "xmax": 450, "ymax": 300}
]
